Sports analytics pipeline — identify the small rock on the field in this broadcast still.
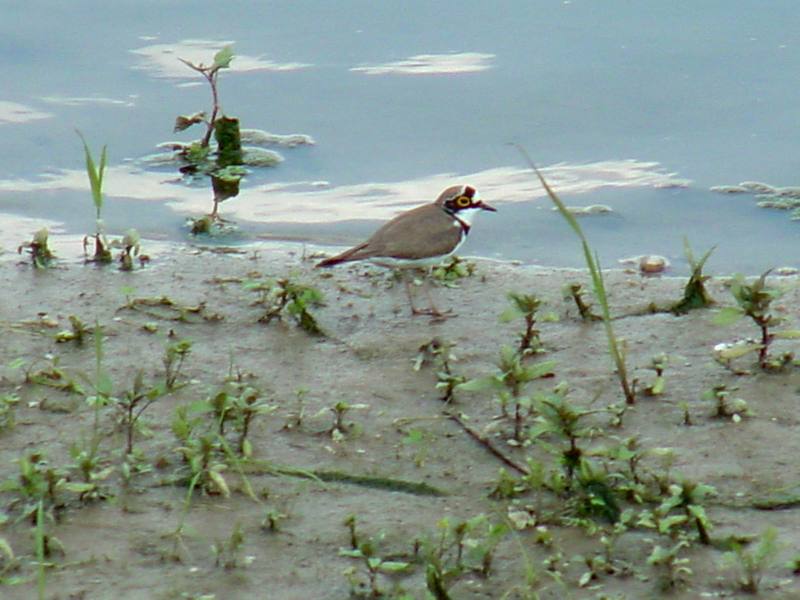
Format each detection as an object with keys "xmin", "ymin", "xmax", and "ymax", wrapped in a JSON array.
[
  {"xmin": 619, "ymin": 254, "xmax": 669, "ymax": 274},
  {"xmin": 555, "ymin": 204, "xmax": 613, "ymax": 216}
]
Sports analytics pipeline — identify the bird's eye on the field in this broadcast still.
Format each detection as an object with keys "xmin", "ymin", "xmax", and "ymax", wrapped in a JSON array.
[{"xmin": 455, "ymin": 195, "xmax": 471, "ymax": 208}]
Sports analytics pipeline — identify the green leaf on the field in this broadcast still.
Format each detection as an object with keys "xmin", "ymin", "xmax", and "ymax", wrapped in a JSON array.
[
  {"xmin": 716, "ymin": 342, "xmax": 762, "ymax": 360},
  {"xmin": 213, "ymin": 46, "xmax": 234, "ymax": 69},
  {"xmin": 456, "ymin": 376, "xmax": 503, "ymax": 392},
  {"xmin": 658, "ymin": 514, "xmax": 688, "ymax": 534},
  {"xmin": 648, "ymin": 376, "xmax": 665, "ymax": 396},
  {"xmin": 77, "ymin": 131, "xmax": 107, "ymax": 220},
  {"xmin": 499, "ymin": 306, "xmax": 521, "ymax": 323},
  {"xmin": 62, "ymin": 482, "xmax": 96, "ymax": 494},
  {"xmin": 773, "ymin": 329, "xmax": 800, "ymax": 339},
  {"xmin": 7, "ymin": 357, "xmax": 26, "ymax": 370},
  {"xmin": 96, "ymin": 371, "xmax": 114, "ymax": 397},
  {"xmin": 524, "ymin": 359, "xmax": 557, "ymax": 380},
  {"xmin": 712, "ymin": 306, "xmax": 745, "ymax": 326},
  {"xmin": 379, "ymin": 560, "xmax": 411, "ymax": 573},
  {"xmin": 173, "ymin": 111, "xmax": 206, "ymax": 133},
  {"xmin": 208, "ymin": 469, "xmax": 230, "ymax": 497}
]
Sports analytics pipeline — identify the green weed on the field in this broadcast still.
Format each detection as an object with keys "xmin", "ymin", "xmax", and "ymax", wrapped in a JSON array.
[
  {"xmin": 459, "ymin": 346, "xmax": 556, "ymax": 443},
  {"xmin": 713, "ymin": 271, "xmax": 800, "ymax": 370},
  {"xmin": 163, "ymin": 338, "xmax": 193, "ymax": 391},
  {"xmin": 340, "ymin": 515, "xmax": 412, "ymax": 598},
  {"xmin": 246, "ymin": 277, "xmax": 325, "ymax": 335},
  {"xmin": 77, "ymin": 132, "xmax": 112, "ymax": 264},
  {"xmin": 17, "ymin": 228, "xmax": 55, "ymax": 269},
  {"xmin": 211, "ymin": 522, "xmax": 250, "ymax": 570},
  {"xmin": 647, "ymin": 539, "xmax": 692, "ymax": 591},
  {"xmin": 0, "ymin": 393, "xmax": 20, "ymax": 431},
  {"xmin": 671, "ymin": 239, "xmax": 715, "ymax": 314},
  {"xmin": 500, "ymin": 292, "xmax": 544, "ymax": 356},
  {"xmin": 431, "ymin": 255, "xmax": 476, "ymax": 287},
  {"xmin": 722, "ymin": 527, "xmax": 779, "ymax": 594},
  {"xmin": 414, "ymin": 338, "xmax": 465, "ymax": 403},
  {"xmin": 702, "ymin": 384, "xmax": 752, "ymax": 422},
  {"xmin": 563, "ymin": 283, "xmax": 601, "ymax": 321}
]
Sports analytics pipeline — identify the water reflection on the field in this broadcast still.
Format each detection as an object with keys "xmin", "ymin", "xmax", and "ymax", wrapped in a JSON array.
[
  {"xmin": 0, "ymin": 101, "xmax": 52, "ymax": 125},
  {"xmin": 130, "ymin": 39, "xmax": 310, "ymax": 79},
  {"xmin": 351, "ymin": 52, "xmax": 495, "ymax": 75},
  {"xmin": 0, "ymin": 159, "xmax": 686, "ymax": 224}
]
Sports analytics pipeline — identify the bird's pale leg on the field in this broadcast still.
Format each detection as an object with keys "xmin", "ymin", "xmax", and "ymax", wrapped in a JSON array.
[
  {"xmin": 400, "ymin": 268, "xmax": 451, "ymax": 320},
  {"xmin": 402, "ymin": 271, "xmax": 423, "ymax": 315}
]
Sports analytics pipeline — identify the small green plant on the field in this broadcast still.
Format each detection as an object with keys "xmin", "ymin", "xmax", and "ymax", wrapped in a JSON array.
[
  {"xmin": 525, "ymin": 388, "xmax": 621, "ymax": 522},
  {"xmin": 54, "ymin": 315, "xmax": 92, "ymax": 344},
  {"xmin": 722, "ymin": 527, "xmax": 779, "ymax": 594},
  {"xmin": 174, "ymin": 46, "xmax": 249, "ymax": 225},
  {"xmin": 459, "ymin": 346, "xmax": 556, "ymax": 443},
  {"xmin": 529, "ymin": 386, "xmax": 598, "ymax": 487},
  {"xmin": 171, "ymin": 403, "xmax": 231, "ymax": 497},
  {"xmin": 419, "ymin": 514, "xmax": 508, "ymax": 596},
  {"xmin": 163, "ymin": 338, "xmax": 193, "ymax": 390},
  {"xmin": 702, "ymin": 384, "xmax": 752, "ymax": 422},
  {"xmin": 501, "ymin": 292, "xmax": 544, "ymax": 356},
  {"xmin": 212, "ymin": 522, "xmax": 249, "ymax": 570},
  {"xmin": 402, "ymin": 429, "xmax": 430, "ymax": 468},
  {"xmin": 282, "ymin": 387, "xmax": 308, "ymax": 431},
  {"xmin": 340, "ymin": 515, "xmax": 412, "ymax": 598},
  {"xmin": 431, "ymin": 255, "xmax": 476, "ymax": 286},
  {"xmin": 0, "ymin": 452, "xmax": 92, "ymax": 523},
  {"xmin": 25, "ymin": 355, "xmax": 84, "ymax": 395},
  {"xmin": 326, "ymin": 401, "xmax": 368, "ymax": 442},
  {"xmin": 647, "ymin": 539, "xmax": 692, "ymax": 591},
  {"xmin": 78, "ymin": 132, "xmax": 112, "ymax": 264},
  {"xmin": 413, "ymin": 338, "xmax": 465, "ymax": 403},
  {"xmin": 638, "ymin": 480, "xmax": 715, "ymax": 545},
  {"xmin": 640, "ymin": 353, "xmax": 667, "ymax": 397},
  {"xmin": 247, "ymin": 277, "xmax": 325, "ymax": 335},
  {"xmin": 208, "ymin": 381, "xmax": 276, "ymax": 455},
  {"xmin": 113, "ymin": 369, "xmax": 165, "ymax": 455},
  {"xmin": 175, "ymin": 46, "xmax": 234, "ymax": 151},
  {"xmin": 260, "ymin": 508, "xmax": 287, "ymax": 533},
  {"xmin": 17, "ymin": 228, "xmax": 55, "ymax": 269},
  {"xmin": 67, "ymin": 443, "xmax": 114, "ymax": 502},
  {"xmin": 563, "ymin": 283, "xmax": 601, "ymax": 321},
  {"xmin": 0, "ymin": 393, "xmax": 20, "ymax": 431},
  {"xmin": 113, "ymin": 229, "xmax": 145, "ymax": 271},
  {"xmin": 713, "ymin": 271, "xmax": 800, "ymax": 370},
  {"xmin": 671, "ymin": 240, "xmax": 715, "ymax": 314}
]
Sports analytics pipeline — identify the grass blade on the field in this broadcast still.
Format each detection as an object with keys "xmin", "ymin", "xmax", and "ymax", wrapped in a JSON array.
[{"xmin": 515, "ymin": 145, "xmax": 635, "ymax": 404}]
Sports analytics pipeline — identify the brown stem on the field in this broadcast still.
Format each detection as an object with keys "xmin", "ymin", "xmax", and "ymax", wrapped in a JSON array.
[
  {"xmin": 447, "ymin": 413, "xmax": 528, "ymax": 475},
  {"xmin": 758, "ymin": 319, "xmax": 771, "ymax": 369}
]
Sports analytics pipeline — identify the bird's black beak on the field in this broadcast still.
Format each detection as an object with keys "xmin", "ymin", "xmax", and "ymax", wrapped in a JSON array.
[{"xmin": 477, "ymin": 200, "xmax": 497, "ymax": 212}]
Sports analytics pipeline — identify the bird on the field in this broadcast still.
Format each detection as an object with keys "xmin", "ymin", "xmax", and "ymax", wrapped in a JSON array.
[{"xmin": 316, "ymin": 184, "xmax": 496, "ymax": 317}]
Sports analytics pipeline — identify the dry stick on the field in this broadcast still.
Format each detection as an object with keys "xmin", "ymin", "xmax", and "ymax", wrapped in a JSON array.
[{"xmin": 446, "ymin": 413, "xmax": 529, "ymax": 476}]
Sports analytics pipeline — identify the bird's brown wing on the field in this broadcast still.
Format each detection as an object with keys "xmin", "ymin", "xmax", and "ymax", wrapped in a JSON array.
[
  {"xmin": 366, "ymin": 206, "xmax": 462, "ymax": 259},
  {"xmin": 316, "ymin": 204, "xmax": 462, "ymax": 266}
]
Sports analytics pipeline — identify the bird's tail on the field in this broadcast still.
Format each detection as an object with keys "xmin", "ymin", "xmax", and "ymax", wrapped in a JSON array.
[
  {"xmin": 316, "ymin": 243, "xmax": 369, "ymax": 268},
  {"xmin": 316, "ymin": 255, "xmax": 346, "ymax": 268}
]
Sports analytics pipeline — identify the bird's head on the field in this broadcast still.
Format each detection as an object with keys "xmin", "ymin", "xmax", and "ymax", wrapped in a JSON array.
[{"xmin": 438, "ymin": 185, "xmax": 496, "ymax": 223}]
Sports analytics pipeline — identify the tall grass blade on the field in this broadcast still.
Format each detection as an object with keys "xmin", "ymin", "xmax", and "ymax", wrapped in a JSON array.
[
  {"xmin": 35, "ymin": 499, "xmax": 46, "ymax": 600},
  {"xmin": 515, "ymin": 145, "xmax": 635, "ymax": 404},
  {"xmin": 77, "ymin": 131, "xmax": 107, "ymax": 222}
]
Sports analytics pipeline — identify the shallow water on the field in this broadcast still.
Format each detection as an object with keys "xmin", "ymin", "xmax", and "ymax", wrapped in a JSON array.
[{"xmin": 2, "ymin": 1, "xmax": 799, "ymax": 273}]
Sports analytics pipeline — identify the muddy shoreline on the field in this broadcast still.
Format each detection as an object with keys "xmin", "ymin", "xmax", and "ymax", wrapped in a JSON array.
[{"xmin": 1, "ymin": 242, "xmax": 799, "ymax": 599}]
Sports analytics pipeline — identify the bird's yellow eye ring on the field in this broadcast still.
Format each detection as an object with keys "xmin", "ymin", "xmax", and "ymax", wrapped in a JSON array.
[{"xmin": 455, "ymin": 195, "xmax": 471, "ymax": 208}]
